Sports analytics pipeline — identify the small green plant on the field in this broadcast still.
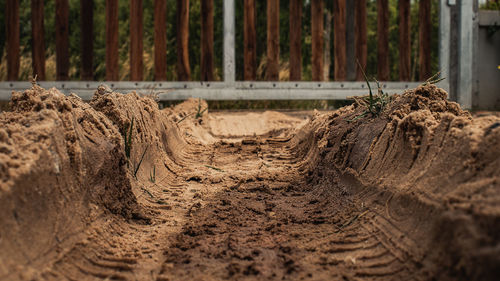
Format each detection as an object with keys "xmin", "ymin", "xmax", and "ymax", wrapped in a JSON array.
[
  {"xmin": 176, "ymin": 99, "xmax": 207, "ymax": 124},
  {"xmin": 124, "ymin": 117, "xmax": 135, "ymax": 166},
  {"xmin": 141, "ymin": 187, "xmax": 154, "ymax": 198},
  {"xmin": 133, "ymin": 145, "xmax": 149, "ymax": 179},
  {"xmin": 175, "ymin": 99, "xmax": 208, "ymax": 124},
  {"xmin": 122, "ymin": 117, "xmax": 149, "ymax": 179},
  {"xmin": 348, "ymin": 61, "xmax": 391, "ymax": 122},
  {"xmin": 420, "ymin": 71, "xmax": 446, "ymax": 86},
  {"xmin": 205, "ymin": 165, "xmax": 224, "ymax": 172},
  {"xmin": 149, "ymin": 165, "xmax": 156, "ymax": 183},
  {"xmin": 195, "ymin": 98, "xmax": 208, "ymax": 119},
  {"xmin": 176, "ymin": 113, "xmax": 192, "ymax": 124},
  {"xmin": 31, "ymin": 74, "xmax": 38, "ymax": 86}
]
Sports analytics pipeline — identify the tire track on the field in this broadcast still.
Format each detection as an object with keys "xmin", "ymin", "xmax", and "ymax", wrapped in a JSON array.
[{"xmin": 153, "ymin": 135, "xmax": 421, "ymax": 280}]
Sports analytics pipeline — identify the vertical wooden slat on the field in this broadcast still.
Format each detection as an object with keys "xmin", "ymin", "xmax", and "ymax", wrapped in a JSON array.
[
  {"xmin": 56, "ymin": 0, "xmax": 69, "ymax": 80},
  {"xmin": 419, "ymin": 0, "xmax": 431, "ymax": 80},
  {"xmin": 289, "ymin": 0, "xmax": 302, "ymax": 81},
  {"xmin": 266, "ymin": 0, "xmax": 279, "ymax": 81},
  {"xmin": 334, "ymin": 0, "xmax": 346, "ymax": 80},
  {"xmin": 80, "ymin": 0, "xmax": 93, "ymax": 80},
  {"xmin": 399, "ymin": 0, "xmax": 411, "ymax": 81},
  {"xmin": 311, "ymin": 0, "xmax": 323, "ymax": 81},
  {"xmin": 355, "ymin": 0, "xmax": 367, "ymax": 81},
  {"xmin": 6, "ymin": 0, "xmax": 19, "ymax": 80},
  {"xmin": 130, "ymin": 0, "xmax": 143, "ymax": 81},
  {"xmin": 177, "ymin": 0, "xmax": 190, "ymax": 81},
  {"xmin": 345, "ymin": 0, "xmax": 355, "ymax": 81},
  {"xmin": 106, "ymin": 0, "xmax": 119, "ymax": 81},
  {"xmin": 154, "ymin": 0, "xmax": 167, "ymax": 81},
  {"xmin": 244, "ymin": 0, "xmax": 257, "ymax": 80},
  {"xmin": 377, "ymin": 0, "xmax": 390, "ymax": 81},
  {"xmin": 323, "ymin": 11, "xmax": 332, "ymax": 81},
  {"xmin": 32, "ymin": 0, "xmax": 45, "ymax": 80},
  {"xmin": 201, "ymin": 0, "xmax": 214, "ymax": 81}
]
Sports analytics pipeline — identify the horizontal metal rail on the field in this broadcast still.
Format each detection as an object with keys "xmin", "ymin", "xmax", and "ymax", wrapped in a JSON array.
[{"xmin": 0, "ymin": 81, "xmax": 427, "ymax": 101}]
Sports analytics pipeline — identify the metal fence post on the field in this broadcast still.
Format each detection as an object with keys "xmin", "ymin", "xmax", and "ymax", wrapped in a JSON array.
[
  {"xmin": 439, "ymin": 0, "xmax": 451, "ymax": 93},
  {"xmin": 457, "ymin": 0, "xmax": 476, "ymax": 109},
  {"xmin": 223, "ymin": 0, "xmax": 235, "ymax": 83}
]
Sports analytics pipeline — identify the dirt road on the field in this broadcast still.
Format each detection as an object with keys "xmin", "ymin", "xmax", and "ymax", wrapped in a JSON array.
[{"xmin": 0, "ymin": 85, "xmax": 499, "ymax": 280}]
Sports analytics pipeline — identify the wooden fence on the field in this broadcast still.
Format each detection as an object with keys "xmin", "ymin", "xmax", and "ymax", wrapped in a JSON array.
[
  {"xmin": 3, "ymin": 0, "xmax": 434, "ymax": 82},
  {"xmin": 0, "ymin": 1, "xmax": 475, "ymax": 108}
]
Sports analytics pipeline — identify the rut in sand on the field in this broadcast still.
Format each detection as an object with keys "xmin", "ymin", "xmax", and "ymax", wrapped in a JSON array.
[{"xmin": 0, "ymin": 85, "xmax": 499, "ymax": 280}]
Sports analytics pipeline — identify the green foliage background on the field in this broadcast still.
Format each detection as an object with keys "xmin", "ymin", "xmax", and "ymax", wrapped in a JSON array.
[{"xmin": 0, "ymin": 0, "xmax": 439, "ymax": 82}]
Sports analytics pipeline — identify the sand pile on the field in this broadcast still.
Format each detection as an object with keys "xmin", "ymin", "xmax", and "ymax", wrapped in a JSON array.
[
  {"xmin": 0, "ymin": 83, "xmax": 498, "ymax": 280},
  {"xmin": 0, "ymin": 86, "xmax": 151, "ymax": 277},
  {"xmin": 303, "ymin": 84, "xmax": 500, "ymax": 279}
]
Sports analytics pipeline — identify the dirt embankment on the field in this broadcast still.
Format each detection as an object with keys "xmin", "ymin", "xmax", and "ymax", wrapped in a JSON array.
[
  {"xmin": 303, "ymin": 85, "xmax": 500, "ymax": 280},
  {"xmin": 0, "ymin": 86, "xmax": 146, "ymax": 278},
  {"xmin": 0, "ymin": 84, "xmax": 499, "ymax": 280}
]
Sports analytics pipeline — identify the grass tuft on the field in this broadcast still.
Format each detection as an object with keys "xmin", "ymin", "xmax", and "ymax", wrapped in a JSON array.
[
  {"xmin": 420, "ymin": 71, "xmax": 446, "ymax": 86},
  {"xmin": 205, "ymin": 165, "xmax": 224, "ymax": 172},
  {"xmin": 176, "ymin": 98, "xmax": 207, "ymax": 124},
  {"xmin": 348, "ymin": 61, "xmax": 391, "ymax": 122},
  {"xmin": 176, "ymin": 113, "xmax": 192, "ymax": 124},
  {"xmin": 141, "ymin": 187, "xmax": 154, "ymax": 198},
  {"xmin": 149, "ymin": 165, "xmax": 156, "ymax": 183},
  {"xmin": 124, "ymin": 117, "xmax": 135, "ymax": 166},
  {"xmin": 133, "ymin": 145, "xmax": 149, "ymax": 179},
  {"xmin": 122, "ymin": 117, "xmax": 150, "ymax": 179},
  {"xmin": 195, "ymin": 98, "xmax": 208, "ymax": 119}
]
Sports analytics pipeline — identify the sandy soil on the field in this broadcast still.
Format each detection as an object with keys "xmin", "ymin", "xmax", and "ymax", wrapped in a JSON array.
[{"xmin": 0, "ymin": 84, "xmax": 499, "ymax": 280}]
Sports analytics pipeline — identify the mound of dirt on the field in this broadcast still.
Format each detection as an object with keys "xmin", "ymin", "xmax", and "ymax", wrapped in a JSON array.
[
  {"xmin": 90, "ymin": 90, "xmax": 190, "ymax": 178},
  {"xmin": 0, "ymin": 84, "xmax": 498, "ymax": 280},
  {"xmin": 0, "ymin": 86, "xmax": 143, "ymax": 278},
  {"xmin": 305, "ymin": 84, "xmax": 500, "ymax": 280}
]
